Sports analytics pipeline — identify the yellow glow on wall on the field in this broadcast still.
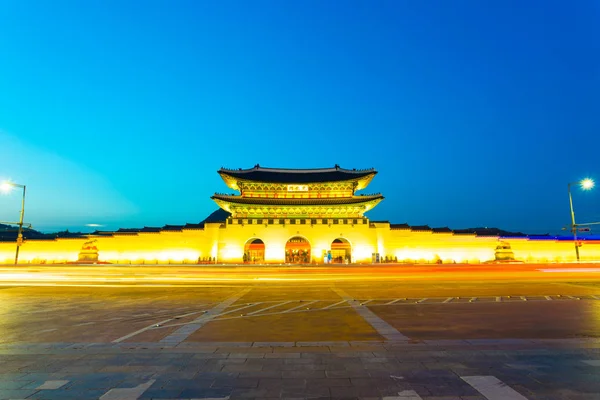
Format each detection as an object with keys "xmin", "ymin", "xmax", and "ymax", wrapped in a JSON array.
[
  {"xmin": 221, "ymin": 244, "xmax": 243, "ymax": 261},
  {"xmin": 264, "ymin": 243, "xmax": 285, "ymax": 262},
  {"xmin": 353, "ymin": 244, "xmax": 375, "ymax": 262}
]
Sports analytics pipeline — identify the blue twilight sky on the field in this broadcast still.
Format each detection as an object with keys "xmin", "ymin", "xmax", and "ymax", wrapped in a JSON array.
[{"xmin": 1, "ymin": 0, "xmax": 599, "ymax": 234}]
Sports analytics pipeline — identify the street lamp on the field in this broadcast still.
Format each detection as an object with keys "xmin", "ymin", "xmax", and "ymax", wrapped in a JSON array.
[
  {"xmin": 1, "ymin": 181, "xmax": 26, "ymax": 265},
  {"xmin": 568, "ymin": 178, "xmax": 594, "ymax": 262}
]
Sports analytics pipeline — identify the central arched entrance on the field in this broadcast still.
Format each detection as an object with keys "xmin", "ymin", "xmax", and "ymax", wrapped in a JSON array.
[
  {"xmin": 285, "ymin": 236, "xmax": 311, "ymax": 263},
  {"xmin": 244, "ymin": 238, "xmax": 265, "ymax": 263},
  {"xmin": 331, "ymin": 238, "xmax": 351, "ymax": 263}
]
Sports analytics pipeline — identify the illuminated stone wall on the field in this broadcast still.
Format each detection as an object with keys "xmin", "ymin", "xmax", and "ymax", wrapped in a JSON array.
[{"xmin": 1, "ymin": 220, "xmax": 599, "ymax": 264}]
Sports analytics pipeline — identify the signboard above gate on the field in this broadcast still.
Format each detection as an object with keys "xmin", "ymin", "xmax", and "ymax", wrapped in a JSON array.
[{"xmin": 287, "ymin": 185, "xmax": 308, "ymax": 192}]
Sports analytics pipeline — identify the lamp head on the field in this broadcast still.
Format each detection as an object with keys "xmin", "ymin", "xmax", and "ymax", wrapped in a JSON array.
[
  {"xmin": 0, "ymin": 181, "xmax": 14, "ymax": 193},
  {"xmin": 581, "ymin": 178, "xmax": 595, "ymax": 190}
]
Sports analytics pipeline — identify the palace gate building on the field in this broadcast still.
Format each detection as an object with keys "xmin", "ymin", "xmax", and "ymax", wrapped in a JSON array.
[{"xmin": 1, "ymin": 165, "xmax": 599, "ymax": 264}]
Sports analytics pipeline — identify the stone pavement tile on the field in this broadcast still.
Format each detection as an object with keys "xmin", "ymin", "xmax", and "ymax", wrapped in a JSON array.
[
  {"xmin": 330, "ymin": 385, "xmax": 380, "ymax": 397},
  {"xmin": 246, "ymin": 358, "xmax": 284, "ymax": 367},
  {"xmin": 325, "ymin": 369, "xmax": 370, "ymax": 378},
  {"xmin": 300, "ymin": 352, "xmax": 331, "ymax": 359},
  {"xmin": 222, "ymin": 364, "xmax": 264, "ymax": 372},
  {"xmin": 179, "ymin": 386, "xmax": 233, "ymax": 398},
  {"xmin": 138, "ymin": 388, "xmax": 183, "ymax": 399},
  {"xmin": 252, "ymin": 342, "xmax": 296, "ymax": 347},
  {"xmin": 191, "ymin": 353, "xmax": 229, "ymax": 359},
  {"xmin": 264, "ymin": 352, "xmax": 301, "ymax": 358},
  {"xmin": 283, "ymin": 358, "xmax": 318, "ymax": 364},
  {"xmin": 281, "ymin": 370, "xmax": 326, "ymax": 379},
  {"xmin": 281, "ymin": 386, "xmax": 330, "ymax": 398},
  {"xmin": 0, "ymin": 372, "xmax": 30, "ymax": 380},
  {"xmin": 280, "ymin": 363, "xmax": 327, "ymax": 371},
  {"xmin": 153, "ymin": 378, "xmax": 214, "ymax": 389},
  {"xmin": 259, "ymin": 378, "xmax": 306, "ymax": 389},
  {"xmin": 0, "ymin": 388, "xmax": 39, "ymax": 399},
  {"xmin": 0, "ymin": 379, "xmax": 34, "ymax": 389},
  {"xmin": 227, "ymin": 352, "xmax": 266, "ymax": 358},
  {"xmin": 212, "ymin": 377, "xmax": 260, "ymax": 388},
  {"xmin": 193, "ymin": 371, "xmax": 239, "ymax": 379},
  {"xmin": 306, "ymin": 378, "xmax": 353, "ymax": 388},
  {"xmin": 34, "ymin": 380, "xmax": 69, "ymax": 390},
  {"xmin": 238, "ymin": 370, "xmax": 282, "ymax": 378},
  {"xmin": 217, "ymin": 347, "xmax": 272, "ymax": 354},
  {"xmin": 229, "ymin": 387, "xmax": 282, "ymax": 398},
  {"xmin": 274, "ymin": 346, "xmax": 328, "ymax": 353},
  {"xmin": 26, "ymin": 389, "xmax": 107, "ymax": 399}
]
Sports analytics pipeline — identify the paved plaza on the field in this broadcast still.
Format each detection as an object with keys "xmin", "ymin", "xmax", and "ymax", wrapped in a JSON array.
[{"xmin": 0, "ymin": 264, "xmax": 600, "ymax": 399}]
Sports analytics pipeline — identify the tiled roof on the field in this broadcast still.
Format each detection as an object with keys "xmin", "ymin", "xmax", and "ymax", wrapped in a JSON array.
[
  {"xmin": 212, "ymin": 194, "xmax": 384, "ymax": 206},
  {"xmin": 410, "ymin": 225, "xmax": 432, "ymax": 231},
  {"xmin": 219, "ymin": 165, "xmax": 376, "ymax": 184},
  {"xmin": 390, "ymin": 223, "xmax": 410, "ymax": 230}
]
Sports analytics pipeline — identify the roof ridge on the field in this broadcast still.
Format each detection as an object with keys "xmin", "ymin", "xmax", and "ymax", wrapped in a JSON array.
[{"xmin": 219, "ymin": 165, "xmax": 376, "ymax": 174}]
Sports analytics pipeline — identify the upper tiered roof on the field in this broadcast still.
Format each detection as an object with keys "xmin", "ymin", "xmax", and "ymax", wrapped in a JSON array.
[{"xmin": 218, "ymin": 164, "xmax": 377, "ymax": 190}]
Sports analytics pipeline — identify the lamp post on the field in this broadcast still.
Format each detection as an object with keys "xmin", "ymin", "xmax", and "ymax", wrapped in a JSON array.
[
  {"xmin": 1, "ymin": 181, "xmax": 26, "ymax": 265},
  {"xmin": 568, "ymin": 178, "xmax": 594, "ymax": 262}
]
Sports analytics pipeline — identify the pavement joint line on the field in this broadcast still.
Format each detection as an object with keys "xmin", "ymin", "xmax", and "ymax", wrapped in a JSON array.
[
  {"xmin": 246, "ymin": 300, "xmax": 293, "ymax": 315},
  {"xmin": 281, "ymin": 300, "xmax": 320, "ymax": 313},
  {"xmin": 461, "ymin": 375, "xmax": 529, "ymax": 400},
  {"xmin": 159, "ymin": 287, "xmax": 253, "ymax": 345},
  {"xmin": 332, "ymin": 286, "xmax": 410, "ymax": 341}
]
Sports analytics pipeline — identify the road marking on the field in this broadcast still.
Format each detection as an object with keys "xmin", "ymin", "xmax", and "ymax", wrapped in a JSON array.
[
  {"xmin": 383, "ymin": 390, "xmax": 423, "ymax": 399},
  {"xmin": 495, "ymin": 297, "xmax": 502, "ymax": 302},
  {"xmin": 592, "ymin": 295, "xmax": 600, "ymax": 300},
  {"xmin": 36, "ymin": 380, "xmax": 69, "ymax": 390},
  {"xmin": 159, "ymin": 287, "xmax": 253, "ymax": 345},
  {"xmin": 282, "ymin": 300, "xmax": 319, "ymax": 313},
  {"xmin": 360, "ymin": 299, "xmax": 373, "ymax": 305},
  {"xmin": 214, "ymin": 302, "xmax": 264, "ymax": 318},
  {"xmin": 112, "ymin": 308, "xmax": 211, "ymax": 343},
  {"xmin": 37, "ymin": 328, "xmax": 58, "ymax": 333},
  {"xmin": 385, "ymin": 298, "xmax": 403, "ymax": 305},
  {"xmin": 544, "ymin": 296, "xmax": 552, "ymax": 300},
  {"xmin": 74, "ymin": 322, "xmax": 96, "ymax": 327},
  {"xmin": 332, "ymin": 287, "xmax": 409, "ymax": 341},
  {"xmin": 461, "ymin": 375, "xmax": 528, "ymax": 400},
  {"xmin": 538, "ymin": 268, "xmax": 600, "ymax": 273},
  {"xmin": 443, "ymin": 297, "xmax": 454, "ymax": 303},
  {"xmin": 322, "ymin": 300, "xmax": 348, "ymax": 309},
  {"xmin": 247, "ymin": 301, "xmax": 293, "ymax": 315},
  {"xmin": 582, "ymin": 360, "xmax": 600, "ymax": 366},
  {"xmin": 100, "ymin": 379, "xmax": 155, "ymax": 400}
]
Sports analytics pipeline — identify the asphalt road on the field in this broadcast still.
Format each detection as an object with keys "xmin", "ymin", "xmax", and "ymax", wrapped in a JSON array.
[{"xmin": 0, "ymin": 263, "xmax": 599, "ymax": 344}]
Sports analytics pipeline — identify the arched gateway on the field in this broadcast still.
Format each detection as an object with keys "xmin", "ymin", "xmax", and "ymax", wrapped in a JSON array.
[
  {"xmin": 244, "ymin": 238, "xmax": 265, "ymax": 263},
  {"xmin": 285, "ymin": 237, "xmax": 311, "ymax": 263},
  {"xmin": 331, "ymin": 238, "xmax": 351, "ymax": 263}
]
